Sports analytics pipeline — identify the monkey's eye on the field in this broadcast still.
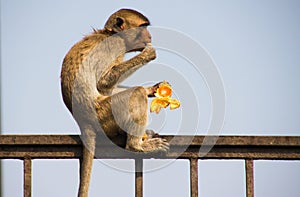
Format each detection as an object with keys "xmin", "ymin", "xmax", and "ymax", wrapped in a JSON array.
[{"xmin": 116, "ymin": 17, "xmax": 124, "ymax": 27}]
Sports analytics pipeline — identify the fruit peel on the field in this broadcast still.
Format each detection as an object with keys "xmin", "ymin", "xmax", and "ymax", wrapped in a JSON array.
[{"xmin": 150, "ymin": 81, "xmax": 181, "ymax": 114}]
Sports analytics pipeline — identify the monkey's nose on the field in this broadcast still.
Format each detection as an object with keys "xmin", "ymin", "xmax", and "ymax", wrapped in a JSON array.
[
  {"xmin": 141, "ymin": 30, "xmax": 152, "ymax": 43},
  {"xmin": 145, "ymin": 35, "xmax": 152, "ymax": 44}
]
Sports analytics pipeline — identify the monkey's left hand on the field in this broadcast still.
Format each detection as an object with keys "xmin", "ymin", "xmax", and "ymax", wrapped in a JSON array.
[
  {"xmin": 140, "ymin": 44, "xmax": 156, "ymax": 62},
  {"xmin": 146, "ymin": 81, "xmax": 170, "ymax": 97}
]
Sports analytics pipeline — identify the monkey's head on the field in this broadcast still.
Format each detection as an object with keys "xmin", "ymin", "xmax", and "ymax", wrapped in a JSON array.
[{"xmin": 104, "ymin": 9, "xmax": 152, "ymax": 52}]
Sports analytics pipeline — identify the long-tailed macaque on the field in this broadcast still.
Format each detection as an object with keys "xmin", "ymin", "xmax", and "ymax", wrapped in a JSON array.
[{"xmin": 60, "ymin": 9, "xmax": 169, "ymax": 197}]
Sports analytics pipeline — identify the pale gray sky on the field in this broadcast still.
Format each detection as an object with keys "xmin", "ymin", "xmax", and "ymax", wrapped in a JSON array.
[{"xmin": 1, "ymin": 0, "xmax": 300, "ymax": 197}]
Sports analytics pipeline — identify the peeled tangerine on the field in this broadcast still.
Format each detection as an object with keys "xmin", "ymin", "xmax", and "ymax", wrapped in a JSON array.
[{"xmin": 150, "ymin": 81, "xmax": 181, "ymax": 114}]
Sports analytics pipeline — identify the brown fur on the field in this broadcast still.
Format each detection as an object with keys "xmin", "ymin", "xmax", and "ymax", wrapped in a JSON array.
[{"xmin": 60, "ymin": 9, "xmax": 169, "ymax": 197}]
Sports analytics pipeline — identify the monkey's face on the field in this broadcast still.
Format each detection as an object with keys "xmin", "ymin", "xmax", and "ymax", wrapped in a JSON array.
[
  {"xmin": 104, "ymin": 9, "xmax": 152, "ymax": 52},
  {"xmin": 122, "ymin": 26, "xmax": 152, "ymax": 52}
]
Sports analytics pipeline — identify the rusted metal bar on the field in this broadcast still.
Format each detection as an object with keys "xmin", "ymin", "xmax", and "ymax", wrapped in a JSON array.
[
  {"xmin": 1, "ymin": 135, "xmax": 300, "ymax": 146},
  {"xmin": 0, "ymin": 135, "xmax": 300, "ymax": 160},
  {"xmin": 0, "ymin": 135, "xmax": 299, "ymax": 197},
  {"xmin": 135, "ymin": 159, "xmax": 143, "ymax": 197},
  {"xmin": 245, "ymin": 159, "xmax": 254, "ymax": 197},
  {"xmin": 190, "ymin": 158, "xmax": 198, "ymax": 197},
  {"xmin": 23, "ymin": 158, "xmax": 32, "ymax": 197}
]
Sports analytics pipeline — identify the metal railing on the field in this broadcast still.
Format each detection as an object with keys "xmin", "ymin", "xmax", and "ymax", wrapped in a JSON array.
[{"xmin": 0, "ymin": 135, "xmax": 300, "ymax": 197}]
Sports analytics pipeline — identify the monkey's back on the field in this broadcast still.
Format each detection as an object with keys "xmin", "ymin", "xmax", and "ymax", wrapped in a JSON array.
[{"xmin": 60, "ymin": 30, "xmax": 110, "ymax": 113}]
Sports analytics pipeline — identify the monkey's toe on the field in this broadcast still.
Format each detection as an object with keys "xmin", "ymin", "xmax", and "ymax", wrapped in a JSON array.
[{"xmin": 141, "ymin": 138, "xmax": 170, "ymax": 153}]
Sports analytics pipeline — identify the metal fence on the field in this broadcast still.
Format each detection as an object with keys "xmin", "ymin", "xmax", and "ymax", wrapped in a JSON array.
[{"xmin": 0, "ymin": 135, "xmax": 300, "ymax": 197}]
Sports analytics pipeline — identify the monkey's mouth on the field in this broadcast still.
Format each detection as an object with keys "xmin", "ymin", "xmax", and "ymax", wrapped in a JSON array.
[
  {"xmin": 130, "ymin": 47, "xmax": 144, "ymax": 52},
  {"xmin": 128, "ymin": 42, "xmax": 150, "ymax": 52}
]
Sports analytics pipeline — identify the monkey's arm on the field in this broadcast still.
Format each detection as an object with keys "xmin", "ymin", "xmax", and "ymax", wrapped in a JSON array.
[{"xmin": 97, "ymin": 46, "xmax": 156, "ymax": 92}]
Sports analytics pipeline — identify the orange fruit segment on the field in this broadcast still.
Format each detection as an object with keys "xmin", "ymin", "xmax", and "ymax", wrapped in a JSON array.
[
  {"xmin": 150, "ymin": 98, "xmax": 170, "ymax": 113},
  {"xmin": 157, "ymin": 85, "xmax": 172, "ymax": 97},
  {"xmin": 169, "ymin": 98, "xmax": 181, "ymax": 110},
  {"xmin": 150, "ymin": 81, "xmax": 180, "ymax": 114},
  {"xmin": 154, "ymin": 81, "xmax": 172, "ymax": 98}
]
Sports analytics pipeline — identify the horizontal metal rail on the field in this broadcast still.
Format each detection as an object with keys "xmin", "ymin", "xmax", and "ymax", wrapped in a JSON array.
[
  {"xmin": 0, "ymin": 135, "xmax": 299, "ymax": 159},
  {"xmin": 1, "ymin": 135, "xmax": 300, "ymax": 197}
]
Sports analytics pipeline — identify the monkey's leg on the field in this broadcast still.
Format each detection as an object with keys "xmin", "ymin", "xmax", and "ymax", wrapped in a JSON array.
[
  {"xmin": 78, "ymin": 128, "xmax": 96, "ymax": 197},
  {"xmin": 111, "ymin": 86, "xmax": 169, "ymax": 152}
]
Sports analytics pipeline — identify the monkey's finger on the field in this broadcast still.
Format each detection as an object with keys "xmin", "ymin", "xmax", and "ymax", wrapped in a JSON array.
[
  {"xmin": 161, "ymin": 146, "xmax": 170, "ymax": 152},
  {"xmin": 156, "ymin": 139, "xmax": 169, "ymax": 152},
  {"xmin": 162, "ymin": 141, "xmax": 170, "ymax": 149},
  {"xmin": 160, "ymin": 141, "xmax": 170, "ymax": 151}
]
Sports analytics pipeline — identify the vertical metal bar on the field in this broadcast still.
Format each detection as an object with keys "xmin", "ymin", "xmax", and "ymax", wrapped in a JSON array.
[
  {"xmin": 190, "ymin": 158, "xmax": 198, "ymax": 197},
  {"xmin": 135, "ymin": 159, "xmax": 143, "ymax": 197},
  {"xmin": 24, "ymin": 158, "xmax": 32, "ymax": 197},
  {"xmin": 0, "ymin": 18, "xmax": 2, "ymax": 197},
  {"xmin": 245, "ymin": 159, "xmax": 254, "ymax": 197}
]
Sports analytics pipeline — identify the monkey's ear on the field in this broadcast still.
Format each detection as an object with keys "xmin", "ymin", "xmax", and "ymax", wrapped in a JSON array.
[{"xmin": 111, "ymin": 17, "xmax": 125, "ymax": 33}]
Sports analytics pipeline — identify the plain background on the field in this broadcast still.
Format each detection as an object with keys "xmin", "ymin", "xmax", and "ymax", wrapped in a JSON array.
[{"xmin": 1, "ymin": 0, "xmax": 300, "ymax": 196}]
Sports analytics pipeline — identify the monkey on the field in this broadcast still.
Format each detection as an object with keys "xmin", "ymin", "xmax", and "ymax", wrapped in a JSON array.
[{"xmin": 60, "ymin": 9, "xmax": 169, "ymax": 197}]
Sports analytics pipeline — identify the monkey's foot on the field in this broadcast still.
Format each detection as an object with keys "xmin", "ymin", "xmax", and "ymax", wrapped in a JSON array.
[
  {"xmin": 141, "ymin": 138, "xmax": 169, "ymax": 152},
  {"xmin": 126, "ymin": 135, "xmax": 169, "ymax": 152}
]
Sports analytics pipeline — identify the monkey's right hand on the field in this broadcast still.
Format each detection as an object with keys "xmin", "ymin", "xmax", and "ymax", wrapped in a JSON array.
[
  {"xmin": 141, "ymin": 44, "xmax": 156, "ymax": 61},
  {"xmin": 145, "ymin": 81, "xmax": 169, "ymax": 97}
]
